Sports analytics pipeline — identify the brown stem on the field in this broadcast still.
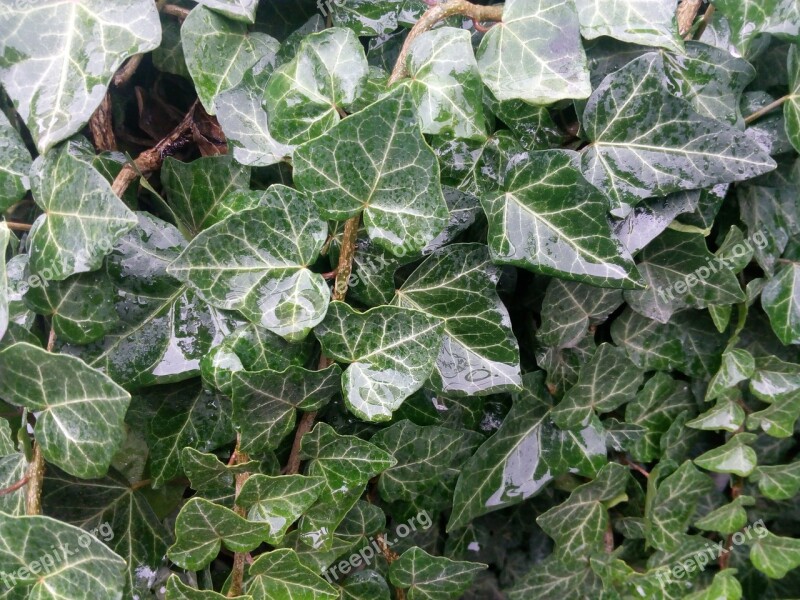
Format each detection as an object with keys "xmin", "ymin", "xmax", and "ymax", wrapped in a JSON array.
[
  {"xmin": 162, "ymin": 4, "xmax": 190, "ymax": 20},
  {"xmin": 89, "ymin": 92, "xmax": 117, "ymax": 152},
  {"xmin": 744, "ymin": 95, "xmax": 790, "ymax": 125},
  {"xmin": 25, "ymin": 444, "xmax": 44, "ymax": 515},
  {"xmin": 130, "ymin": 479, "xmax": 152, "ymax": 491},
  {"xmin": 604, "ymin": 521, "xmax": 615, "ymax": 553},
  {"xmin": 114, "ymin": 55, "xmax": 145, "ymax": 87},
  {"xmin": 111, "ymin": 101, "xmax": 198, "ymax": 198},
  {"xmin": 0, "ymin": 476, "xmax": 28, "ymax": 497},
  {"xmin": 228, "ymin": 438, "xmax": 251, "ymax": 597},
  {"xmin": 677, "ymin": 0, "xmax": 703, "ymax": 38},
  {"xmin": 4, "ymin": 222, "xmax": 31, "ymax": 232},
  {"xmin": 388, "ymin": 0, "xmax": 504, "ymax": 85},
  {"xmin": 620, "ymin": 455, "xmax": 650, "ymax": 479},
  {"xmin": 693, "ymin": 4, "xmax": 715, "ymax": 39}
]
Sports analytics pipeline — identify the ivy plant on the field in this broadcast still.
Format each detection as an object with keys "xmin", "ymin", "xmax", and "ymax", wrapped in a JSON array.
[{"xmin": 0, "ymin": 0, "xmax": 799, "ymax": 598}]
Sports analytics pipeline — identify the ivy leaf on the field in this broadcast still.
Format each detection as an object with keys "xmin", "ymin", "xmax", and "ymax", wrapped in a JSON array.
[
  {"xmin": 264, "ymin": 28, "xmax": 369, "ymax": 145},
  {"xmin": 0, "ymin": 111, "xmax": 32, "ymax": 211},
  {"xmin": 389, "ymin": 547, "xmax": 486, "ymax": 600},
  {"xmin": 246, "ymin": 548, "xmax": 339, "ymax": 599},
  {"xmin": 168, "ymin": 497, "xmax": 268, "ymax": 570},
  {"xmin": 707, "ymin": 348, "xmax": 756, "ymax": 402},
  {"xmin": 787, "ymin": 45, "xmax": 800, "ymax": 153},
  {"xmin": 393, "ymin": 244, "xmax": 521, "ymax": 396},
  {"xmin": 749, "ymin": 356, "xmax": 800, "ymax": 401},
  {"xmin": 405, "ymin": 27, "xmax": 486, "ymax": 140},
  {"xmin": 646, "ymin": 461, "xmax": 714, "ymax": 551},
  {"xmin": 231, "ymin": 365, "xmax": 341, "ymax": 454},
  {"xmin": 537, "ymin": 280, "xmax": 623, "ymax": 348},
  {"xmin": 161, "ymin": 155, "xmax": 251, "ymax": 235},
  {"xmin": 538, "ymin": 463, "xmax": 630, "ymax": 561},
  {"xmin": 761, "ymin": 262, "xmax": 800, "ymax": 344},
  {"xmin": 0, "ymin": 0, "xmax": 161, "ymax": 153},
  {"xmin": 23, "ymin": 270, "xmax": 117, "ymax": 344},
  {"xmin": 236, "ymin": 475, "xmax": 325, "ymax": 545},
  {"xmin": 710, "ymin": 0, "xmax": 800, "ymax": 58},
  {"xmin": 687, "ymin": 399, "xmax": 746, "ymax": 432},
  {"xmin": 476, "ymin": 0, "xmax": 591, "ymax": 103},
  {"xmin": 694, "ymin": 433, "xmax": 759, "ymax": 477},
  {"xmin": 749, "ymin": 461, "xmax": 800, "ymax": 500},
  {"xmin": 482, "ymin": 149, "xmax": 643, "ymax": 288},
  {"xmin": 181, "ymin": 5, "xmax": 279, "ymax": 114},
  {"xmin": 582, "ymin": 53, "xmax": 776, "ymax": 215},
  {"xmin": 0, "ymin": 224, "xmax": 9, "ymax": 342},
  {"xmin": 340, "ymin": 570, "xmax": 391, "ymax": 600},
  {"xmin": 42, "ymin": 467, "xmax": 171, "ymax": 597},
  {"xmin": 0, "ymin": 513, "xmax": 126, "ymax": 598},
  {"xmin": 28, "ymin": 138, "xmax": 137, "ymax": 282},
  {"xmin": 575, "ymin": 0, "xmax": 683, "ymax": 52},
  {"xmin": 315, "ymin": 302, "xmax": 444, "ymax": 421},
  {"xmin": 168, "ymin": 185, "xmax": 329, "ymax": 341},
  {"xmin": 552, "ymin": 343, "xmax": 644, "ymax": 429},
  {"xmin": 181, "ymin": 447, "xmax": 258, "ymax": 508},
  {"xmin": 0, "ymin": 342, "xmax": 130, "ymax": 479},
  {"xmin": 749, "ymin": 532, "xmax": 800, "ymax": 579},
  {"xmin": 507, "ymin": 555, "xmax": 605, "ymax": 599},
  {"xmin": 694, "ymin": 495, "xmax": 756, "ymax": 535},
  {"xmin": 0, "ymin": 451, "xmax": 26, "ymax": 516},
  {"xmin": 196, "ymin": 0, "xmax": 259, "ymax": 23},
  {"xmin": 294, "ymin": 86, "xmax": 448, "ymax": 257},
  {"xmin": 216, "ymin": 60, "xmax": 295, "ymax": 167},
  {"xmin": 448, "ymin": 373, "xmax": 606, "ymax": 530},
  {"xmin": 166, "ymin": 575, "xmax": 253, "ymax": 599},
  {"xmin": 298, "ymin": 423, "xmax": 395, "ymax": 549},
  {"xmin": 139, "ymin": 380, "xmax": 234, "ymax": 488}
]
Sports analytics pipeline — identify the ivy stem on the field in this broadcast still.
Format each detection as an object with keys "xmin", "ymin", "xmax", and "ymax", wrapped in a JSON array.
[
  {"xmin": 676, "ymin": 0, "xmax": 703, "ymax": 38},
  {"xmin": 228, "ymin": 436, "xmax": 251, "ymax": 597},
  {"xmin": 744, "ymin": 95, "xmax": 791, "ymax": 125},
  {"xmin": 388, "ymin": 0, "xmax": 504, "ymax": 85},
  {"xmin": 0, "ymin": 475, "xmax": 29, "ymax": 497},
  {"xmin": 3, "ymin": 221, "xmax": 31, "ymax": 232},
  {"xmin": 24, "ymin": 329, "xmax": 55, "ymax": 516},
  {"xmin": 162, "ymin": 4, "xmax": 190, "ymax": 20}
]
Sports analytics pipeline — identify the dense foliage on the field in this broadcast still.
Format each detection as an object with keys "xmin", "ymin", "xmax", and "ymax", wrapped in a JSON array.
[{"xmin": 0, "ymin": 0, "xmax": 799, "ymax": 598}]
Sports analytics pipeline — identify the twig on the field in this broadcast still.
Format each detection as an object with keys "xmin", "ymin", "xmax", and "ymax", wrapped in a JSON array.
[
  {"xmin": 693, "ymin": 4, "xmax": 715, "ymax": 39},
  {"xmin": 111, "ymin": 101, "xmax": 198, "ymax": 198},
  {"xmin": 604, "ymin": 521, "xmax": 615, "ymax": 553},
  {"xmin": 130, "ymin": 479, "xmax": 152, "ymax": 491},
  {"xmin": 4, "ymin": 222, "xmax": 31, "ymax": 232},
  {"xmin": 677, "ymin": 0, "xmax": 703, "ymax": 38},
  {"xmin": 0, "ymin": 476, "xmax": 28, "ymax": 497},
  {"xmin": 228, "ymin": 438, "xmax": 251, "ymax": 597},
  {"xmin": 114, "ymin": 55, "xmax": 145, "ymax": 87},
  {"xmin": 620, "ymin": 455, "xmax": 650, "ymax": 479},
  {"xmin": 388, "ymin": 0, "xmax": 503, "ymax": 85},
  {"xmin": 744, "ymin": 95, "xmax": 790, "ymax": 125},
  {"xmin": 26, "ymin": 327, "xmax": 57, "ymax": 515},
  {"xmin": 162, "ymin": 4, "xmax": 190, "ymax": 20},
  {"xmin": 89, "ymin": 92, "xmax": 117, "ymax": 151}
]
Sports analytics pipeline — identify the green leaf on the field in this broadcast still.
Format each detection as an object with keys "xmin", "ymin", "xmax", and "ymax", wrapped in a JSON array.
[
  {"xmin": 330, "ymin": 0, "xmax": 402, "ymax": 36},
  {"xmin": 315, "ymin": 302, "xmax": 444, "ymax": 422},
  {"xmin": 0, "ymin": 451, "xmax": 27, "ymax": 516},
  {"xmin": 481, "ymin": 149, "xmax": 643, "ymax": 288},
  {"xmin": 624, "ymin": 229, "xmax": 745, "ymax": 324},
  {"xmin": 582, "ymin": 53, "xmax": 776, "ymax": 215},
  {"xmin": 139, "ymin": 380, "xmax": 234, "ymax": 487},
  {"xmin": 197, "ymin": 0, "xmax": 259, "ymax": 23},
  {"xmin": 476, "ymin": 0, "xmax": 591, "ymax": 103},
  {"xmin": 23, "ymin": 270, "xmax": 117, "ymax": 344},
  {"xmin": 168, "ymin": 497, "xmax": 269, "ymax": 570},
  {"xmin": 0, "ymin": 513, "xmax": 126, "ymax": 598},
  {"xmin": 646, "ymin": 461, "xmax": 714, "ymax": 551},
  {"xmin": 507, "ymin": 555, "xmax": 605, "ymax": 599},
  {"xmin": 0, "ymin": 342, "xmax": 130, "ymax": 479},
  {"xmin": 707, "ymin": 348, "xmax": 756, "ymax": 402},
  {"xmin": 0, "ymin": 111, "xmax": 32, "ymax": 211},
  {"xmin": 749, "ymin": 461, "xmax": 800, "ymax": 500},
  {"xmin": 168, "ymin": 185, "xmax": 329, "ymax": 341},
  {"xmin": 694, "ymin": 495, "xmax": 755, "ymax": 535},
  {"xmin": 710, "ymin": 0, "xmax": 800, "ymax": 58},
  {"xmin": 761, "ymin": 262, "xmax": 800, "ymax": 345},
  {"xmin": 787, "ymin": 45, "xmax": 800, "ymax": 153},
  {"xmin": 181, "ymin": 5, "xmax": 279, "ymax": 114},
  {"xmin": 0, "ymin": 224, "xmax": 9, "ymax": 342},
  {"xmin": 749, "ymin": 532, "xmax": 800, "ymax": 579},
  {"xmin": 264, "ymin": 28, "xmax": 369, "ymax": 145},
  {"xmin": 298, "ymin": 423, "xmax": 395, "ymax": 549},
  {"xmin": 576, "ymin": 0, "xmax": 683, "ymax": 52},
  {"xmin": 246, "ymin": 548, "xmax": 339, "ymax": 599},
  {"xmin": 552, "ymin": 343, "xmax": 644, "ymax": 429},
  {"xmin": 389, "ymin": 546, "xmax": 486, "ymax": 600},
  {"xmin": 448, "ymin": 373, "xmax": 606, "ymax": 530},
  {"xmin": 393, "ymin": 244, "xmax": 521, "ymax": 396},
  {"xmin": 161, "ymin": 154, "xmax": 251, "ymax": 235},
  {"xmin": 216, "ymin": 59, "xmax": 294, "ymax": 167},
  {"xmin": 339, "ymin": 570, "xmax": 391, "ymax": 600},
  {"xmin": 236, "ymin": 475, "xmax": 325, "ymax": 545},
  {"xmin": 42, "ymin": 467, "xmax": 171, "ymax": 597},
  {"xmin": 694, "ymin": 433, "xmax": 759, "ymax": 477},
  {"xmin": 405, "ymin": 27, "xmax": 486, "ymax": 140},
  {"xmin": 231, "ymin": 365, "xmax": 341, "ymax": 454},
  {"xmin": 749, "ymin": 356, "xmax": 800, "ymax": 401},
  {"xmin": 0, "ymin": 0, "xmax": 161, "ymax": 153},
  {"xmin": 181, "ymin": 447, "xmax": 257, "ymax": 508},
  {"xmin": 687, "ymin": 399, "xmax": 746, "ymax": 432},
  {"xmin": 294, "ymin": 86, "xmax": 448, "ymax": 257},
  {"xmin": 613, "ymin": 191, "xmax": 700, "ymax": 256},
  {"xmin": 747, "ymin": 392, "xmax": 800, "ymax": 438},
  {"xmin": 538, "ymin": 463, "xmax": 630, "ymax": 561},
  {"xmin": 28, "ymin": 138, "xmax": 137, "ymax": 282},
  {"xmin": 684, "ymin": 570, "xmax": 743, "ymax": 600},
  {"xmin": 166, "ymin": 575, "xmax": 253, "ymax": 600}
]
